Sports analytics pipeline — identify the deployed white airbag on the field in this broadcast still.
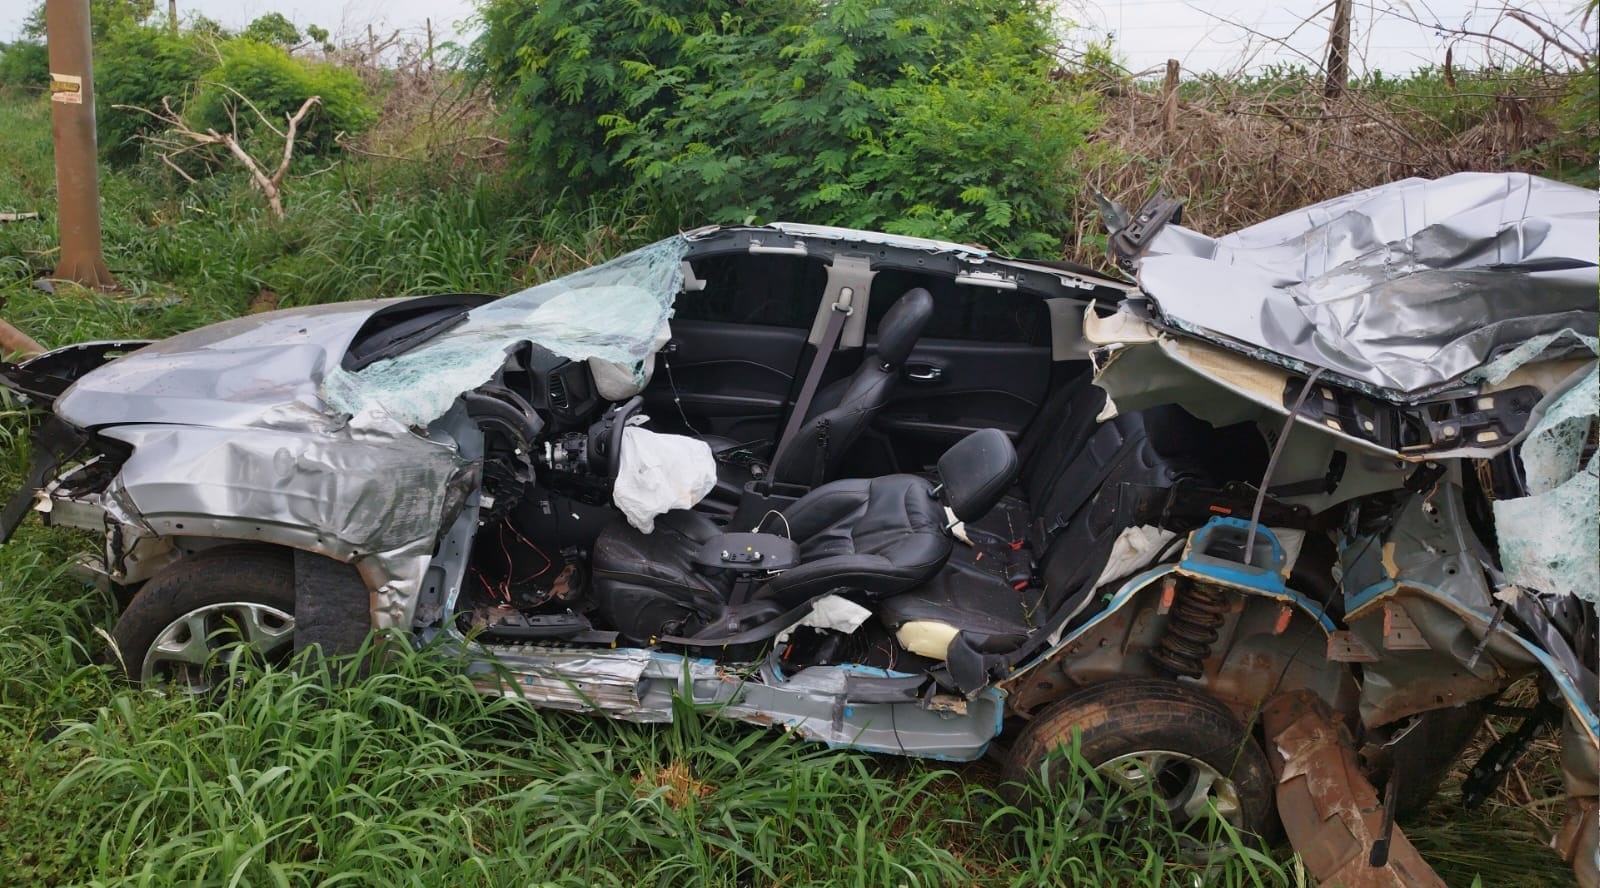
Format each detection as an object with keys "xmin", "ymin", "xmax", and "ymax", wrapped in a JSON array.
[{"xmin": 612, "ymin": 426, "xmax": 717, "ymax": 533}]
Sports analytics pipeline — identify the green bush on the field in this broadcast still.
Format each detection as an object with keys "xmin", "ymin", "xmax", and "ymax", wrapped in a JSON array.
[
  {"xmin": 189, "ymin": 39, "xmax": 375, "ymax": 157},
  {"xmin": 474, "ymin": 0, "xmax": 1094, "ymax": 255},
  {"xmin": 94, "ymin": 26, "xmax": 207, "ymax": 164},
  {"xmin": 0, "ymin": 41, "xmax": 48, "ymax": 91},
  {"xmin": 472, "ymin": 0, "xmax": 745, "ymax": 197},
  {"xmin": 95, "ymin": 29, "xmax": 374, "ymax": 166}
]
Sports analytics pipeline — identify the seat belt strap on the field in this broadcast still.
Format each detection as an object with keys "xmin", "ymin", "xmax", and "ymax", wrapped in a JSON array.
[{"xmin": 765, "ymin": 298, "xmax": 852, "ymax": 489}]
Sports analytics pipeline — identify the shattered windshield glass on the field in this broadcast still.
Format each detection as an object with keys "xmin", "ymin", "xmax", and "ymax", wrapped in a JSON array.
[
  {"xmin": 1135, "ymin": 172, "xmax": 1599, "ymax": 398},
  {"xmin": 1493, "ymin": 363, "xmax": 1599, "ymax": 604},
  {"xmin": 323, "ymin": 237, "xmax": 687, "ymax": 426}
]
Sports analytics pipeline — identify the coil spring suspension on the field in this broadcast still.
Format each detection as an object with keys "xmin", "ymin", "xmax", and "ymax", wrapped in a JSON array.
[{"xmin": 1150, "ymin": 580, "xmax": 1229, "ymax": 678}]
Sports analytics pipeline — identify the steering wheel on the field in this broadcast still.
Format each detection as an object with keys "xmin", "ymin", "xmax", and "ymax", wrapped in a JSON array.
[{"xmin": 586, "ymin": 395, "xmax": 643, "ymax": 480}]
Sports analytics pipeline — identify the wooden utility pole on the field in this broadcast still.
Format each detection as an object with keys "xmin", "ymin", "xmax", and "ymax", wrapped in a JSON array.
[
  {"xmin": 168, "ymin": 0, "xmax": 178, "ymax": 33},
  {"xmin": 1324, "ymin": 0, "xmax": 1351, "ymax": 98},
  {"xmin": 45, "ymin": 0, "xmax": 117, "ymax": 289}
]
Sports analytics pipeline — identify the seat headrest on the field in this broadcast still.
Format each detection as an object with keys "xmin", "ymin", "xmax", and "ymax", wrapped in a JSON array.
[
  {"xmin": 877, "ymin": 288, "xmax": 934, "ymax": 367},
  {"xmin": 936, "ymin": 428, "xmax": 1020, "ymax": 523}
]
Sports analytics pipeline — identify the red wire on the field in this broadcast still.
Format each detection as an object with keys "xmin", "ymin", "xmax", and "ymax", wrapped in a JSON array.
[{"xmin": 502, "ymin": 522, "xmax": 554, "ymax": 579}]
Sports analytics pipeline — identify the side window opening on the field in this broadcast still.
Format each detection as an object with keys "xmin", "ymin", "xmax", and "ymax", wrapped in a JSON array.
[
  {"xmin": 866, "ymin": 269, "xmax": 1050, "ymax": 347},
  {"xmin": 674, "ymin": 255, "xmax": 828, "ymax": 328}
]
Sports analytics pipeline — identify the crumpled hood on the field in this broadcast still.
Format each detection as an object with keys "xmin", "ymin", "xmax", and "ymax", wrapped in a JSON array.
[
  {"xmin": 1135, "ymin": 172, "xmax": 1599, "ymax": 399},
  {"xmin": 55, "ymin": 299, "xmax": 398, "ymax": 430}
]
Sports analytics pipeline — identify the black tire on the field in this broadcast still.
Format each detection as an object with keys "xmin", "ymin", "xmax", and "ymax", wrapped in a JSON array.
[
  {"xmin": 1001, "ymin": 677, "xmax": 1276, "ymax": 836},
  {"xmin": 111, "ymin": 545, "xmax": 296, "ymax": 691}
]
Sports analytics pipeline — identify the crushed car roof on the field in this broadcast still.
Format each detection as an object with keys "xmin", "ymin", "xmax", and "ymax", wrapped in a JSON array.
[{"xmin": 1135, "ymin": 172, "xmax": 1599, "ymax": 400}]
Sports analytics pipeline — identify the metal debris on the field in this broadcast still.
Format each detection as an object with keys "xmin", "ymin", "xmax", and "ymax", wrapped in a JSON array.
[{"xmin": 1262, "ymin": 691, "xmax": 1447, "ymax": 888}]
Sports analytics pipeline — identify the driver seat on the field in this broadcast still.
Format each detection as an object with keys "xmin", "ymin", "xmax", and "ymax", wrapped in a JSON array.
[
  {"xmin": 700, "ymin": 287, "xmax": 935, "ymax": 499},
  {"xmin": 592, "ymin": 428, "xmax": 1019, "ymax": 644}
]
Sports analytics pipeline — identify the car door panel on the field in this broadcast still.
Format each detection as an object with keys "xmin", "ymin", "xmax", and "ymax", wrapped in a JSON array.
[
  {"xmin": 642, "ymin": 321, "xmax": 807, "ymax": 439},
  {"xmin": 868, "ymin": 337, "xmax": 1050, "ymax": 469},
  {"xmin": 641, "ymin": 252, "xmax": 828, "ymax": 440},
  {"xmin": 858, "ymin": 269, "xmax": 1056, "ymax": 472}
]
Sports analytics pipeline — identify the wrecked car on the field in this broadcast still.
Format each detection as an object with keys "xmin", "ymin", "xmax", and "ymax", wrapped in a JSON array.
[{"xmin": 2, "ymin": 172, "xmax": 1595, "ymax": 885}]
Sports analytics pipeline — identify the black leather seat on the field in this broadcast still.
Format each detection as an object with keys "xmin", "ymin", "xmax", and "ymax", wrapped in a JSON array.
[
  {"xmin": 592, "ymin": 427, "xmax": 1018, "ymax": 644},
  {"xmin": 701, "ymin": 287, "xmax": 935, "ymax": 501},
  {"xmin": 878, "ymin": 378, "xmax": 1229, "ymax": 660}
]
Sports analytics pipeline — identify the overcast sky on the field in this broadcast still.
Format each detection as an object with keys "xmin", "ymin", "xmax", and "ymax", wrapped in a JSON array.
[{"xmin": 3, "ymin": 0, "xmax": 1593, "ymax": 75}]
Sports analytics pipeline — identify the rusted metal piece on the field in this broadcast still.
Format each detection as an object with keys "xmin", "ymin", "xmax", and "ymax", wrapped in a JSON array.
[
  {"xmin": 1552, "ymin": 795, "xmax": 1598, "ymax": 888},
  {"xmin": 0, "ymin": 319, "xmax": 45, "ymax": 357},
  {"xmin": 1262, "ymin": 691, "xmax": 1447, "ymax": 888}
]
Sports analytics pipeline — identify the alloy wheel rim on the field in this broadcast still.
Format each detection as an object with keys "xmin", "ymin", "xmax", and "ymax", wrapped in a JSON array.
[
  {"xmin": 1097, "ymin": 748, "xmax": 1244, "ymax": 825},
  {"xmin": 140, "ymin": 601, "xmax": 295, "ymax": 692}
]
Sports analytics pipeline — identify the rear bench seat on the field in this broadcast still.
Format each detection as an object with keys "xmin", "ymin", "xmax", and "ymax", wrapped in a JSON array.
[{"xmin": 878, "ymin": 371, "xmax": 1235, "ymax": 657}]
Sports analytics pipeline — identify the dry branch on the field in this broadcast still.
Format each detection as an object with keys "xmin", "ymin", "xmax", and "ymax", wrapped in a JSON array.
[{"xmin": 114, "ymin": 94, "xmax": 323, "ymax": 220}]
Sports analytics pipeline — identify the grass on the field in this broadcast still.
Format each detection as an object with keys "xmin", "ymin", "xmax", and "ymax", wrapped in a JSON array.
[{"xmin": 0, "ymin": 86, "xmax": 1583, "ymax": 886}]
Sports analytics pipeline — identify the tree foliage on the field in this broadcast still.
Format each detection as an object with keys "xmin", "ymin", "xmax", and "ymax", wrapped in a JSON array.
[
  {"xmin": 22, "ymin": 0, "xmax": 154, "ymax": 39},
  {"xmin": 472, "ymin": 0, "xmax": 1094, "ymax": 254},
  {"xmin": 96, "ymin": 25, "xmax": 209, "ymax": 164},
  {"xmin": 0, "ymin": 41, "xmax": 48, "ymax": 91},
  {"xmin": 241, "ymin": 13, "xmax": 303, "ymax": 49}
]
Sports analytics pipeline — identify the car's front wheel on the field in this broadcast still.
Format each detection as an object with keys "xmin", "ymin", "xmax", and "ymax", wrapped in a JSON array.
[
  {"xmin": 111, "ymin": 545, "xmax": 296, "ymax": 692},
  {"xmin": 1001, "ymin": 677, "xmax": 1276, "ymax": 837}
]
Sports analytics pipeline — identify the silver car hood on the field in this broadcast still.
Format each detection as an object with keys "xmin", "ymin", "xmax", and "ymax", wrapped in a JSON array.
[{"xmin": 55, "ymin": 299, "xmax": 397, "ymax": 430}]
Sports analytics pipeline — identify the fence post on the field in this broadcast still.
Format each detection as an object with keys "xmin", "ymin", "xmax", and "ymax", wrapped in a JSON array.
[
  {"xmin": 1324, "ymin": 0, "xmax": 1351, "ymax": 98},
  {"xmin": 1162, "ymin": 59, "xmax": 1180, "ymax": 142}
]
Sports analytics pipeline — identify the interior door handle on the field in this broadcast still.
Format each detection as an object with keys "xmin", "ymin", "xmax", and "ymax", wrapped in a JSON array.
[{"xmin": 905, "ymin": 364, "xmax": 943, "ymax": 382}]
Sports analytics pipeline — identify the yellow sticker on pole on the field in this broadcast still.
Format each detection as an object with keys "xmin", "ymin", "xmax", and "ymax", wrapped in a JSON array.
[{"xmin": 50, "ymin": 73, "xmax": 83, "ymax": 104}]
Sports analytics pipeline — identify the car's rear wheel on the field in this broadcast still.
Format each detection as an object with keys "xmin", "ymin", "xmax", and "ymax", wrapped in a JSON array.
[
  {"xmin": 1001, "ymin": 677, "xmax": 1276, "ymax": 837},
  {"xmin": 111, "ymin": 545, "xmax": 296, "ymax": 692}
]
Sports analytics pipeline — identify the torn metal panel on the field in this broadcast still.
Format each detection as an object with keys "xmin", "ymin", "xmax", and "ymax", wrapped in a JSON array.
[
  {"xmin": 1092, "ymin": 312, "xmax": 1593, "ymax": 462},
  {"xmin": 472, "ymin": 644, "xmax": 1004, "ymax": 760},
  {"xmin": 1262, "ymin": 691, "xmax": 1448, "ymax": 888},
  {"xmin": 95, "ymin": 422, "xmax": 467, "ymax": 627},
  {"xmin": 1553, "ymin": 795, "xmax": 1599, "ymax": 888},
  {"xmin": 1136, "ymin": 172, "xmax": 1598, "ymax": 399},
  {"xmin": 763, "ymin": 222, "xmax": 989, "ymax": 257},
  {"xmin": 323, "ymin": 238, "xmax": 687, "ymax": 428}
]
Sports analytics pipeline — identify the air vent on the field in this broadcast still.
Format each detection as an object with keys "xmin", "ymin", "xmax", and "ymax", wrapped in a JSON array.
[{"xmin": 547, "ymin": 374, "xmax": 569, "ymax": 409}]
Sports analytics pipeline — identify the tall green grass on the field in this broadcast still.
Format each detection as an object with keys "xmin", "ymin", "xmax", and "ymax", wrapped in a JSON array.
[{"xmin": 33, "ymin": 641, "xmax": 1286, "ymax": 887}]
